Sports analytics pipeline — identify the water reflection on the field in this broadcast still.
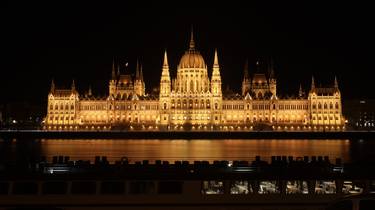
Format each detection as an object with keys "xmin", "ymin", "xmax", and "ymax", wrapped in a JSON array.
[
  {"xmin": 1, "ymin": 139, "xmax": 371, "ymax": 164},
  {"xmin": 37, "ymin": 139, "xmax": 353, "ymax": 163}
]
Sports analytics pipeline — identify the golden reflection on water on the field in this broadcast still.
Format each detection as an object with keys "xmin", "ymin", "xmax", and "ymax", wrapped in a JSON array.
[{"xmin": 40, "ymin": 139, "xmax": 350, "ymax": 163}]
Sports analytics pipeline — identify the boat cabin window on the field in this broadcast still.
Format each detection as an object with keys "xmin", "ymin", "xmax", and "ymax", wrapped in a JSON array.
[
  {"xmin": 315, "ymin": 180, "xmax": 336, "ymax": 194},
  {"xmin": 342, "ymin": 180, "xmax": 364, "ymax": 194},
  {"xmin": 202, "ymin": 180, "xmax": 224, "ymax": 194},
  {"xmin": 258, "ymin": 180, "xmax": 280, "ymax": 194},
  {"xmin": 230, "ymin": 180, "xmax": 251, "ymax": 194},
  {"xmin": 286, "ymin": 180, "xmax": 308, "ymax": 194}
]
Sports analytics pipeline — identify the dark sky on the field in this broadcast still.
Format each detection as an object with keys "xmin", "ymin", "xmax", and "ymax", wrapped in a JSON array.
[{"xmin": 2, "ymin": 1, "xmax": 374, "ymax": 106}]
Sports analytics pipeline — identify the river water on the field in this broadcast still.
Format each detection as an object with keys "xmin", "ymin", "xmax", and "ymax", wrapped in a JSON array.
[{"xmin": 0, "ymin": 139, "xmax": 374, "ymax": 164}]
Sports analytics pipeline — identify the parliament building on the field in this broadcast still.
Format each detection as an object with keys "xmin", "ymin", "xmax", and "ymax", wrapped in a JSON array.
[{"xmin": 43, "ymin": 31, "xmax": 345, "ymax": 131}]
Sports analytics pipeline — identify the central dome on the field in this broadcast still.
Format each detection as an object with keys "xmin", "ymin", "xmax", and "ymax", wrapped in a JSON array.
[
  {"xmin": 178, "ymin": 29, "xmax": 206, "ymax": 69},
  {"xmin": 179, "ymin": 50, "xmax": 206, "ymax": 69}
]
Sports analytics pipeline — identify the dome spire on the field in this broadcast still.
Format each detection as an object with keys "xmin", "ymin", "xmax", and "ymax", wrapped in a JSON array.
[{"xmin": 189, "ymin": 26, "xmax": 195, "ymax": 50}]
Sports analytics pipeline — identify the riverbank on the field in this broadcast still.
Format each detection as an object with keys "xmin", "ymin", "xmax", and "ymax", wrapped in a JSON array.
[{"xmin": 1, "ymin": 130, "xmax": 375, "ymax": 139}]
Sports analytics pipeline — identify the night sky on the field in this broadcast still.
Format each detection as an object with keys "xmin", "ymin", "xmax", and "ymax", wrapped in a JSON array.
[{"xmin": 2, "ymin": 2, "xmax": 374, "ymax": 106}]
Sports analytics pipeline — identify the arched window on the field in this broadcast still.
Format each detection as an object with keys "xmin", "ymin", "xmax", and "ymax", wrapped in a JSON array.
[
  {"xmin": 60, "ymin": 104, "xmax": 64, "ymax": 110},
  {"xmin": 215, "ymin": 103, "xmax": 218, "ymax": 110},
  {"xmin": 324, "ymin": 103, "xmax": 327, "ymax": 109},
  {"xmin": 65, "ymin": 104, "xmax": 69, "ymax": 110},
  {"xmin": 206, "ymin": 99, "xmax": 210, "ymax": 108},
  {"xmin": 329, "ymin": 103, "xmax": 333, "ymax": 109},
  {"xmin": 55, "ymin": 105, "xmax": 58, "ymax": 110},
  {"xmin": 201, "ymin": 100, "xmax": 205, "ymax": 108},
  {"xmin": 171, "ymin": 100, "xmax": 175, "ymax": 109},
  {"xmin": 195, "ymin": 99, "xmax": 198, "ymax": 108},
  {"xmin": 50, "ymin": 104, "xmax": 53, "ymax": 110},
  {"xmin": 258, "ymin": 92, "xmax": 263, "ymax": 99},
  {"xmin": 163, "ymin": 103, "xmax": 167, "ymax": 110},
  {"xmin": 312, "ymin": 103, "xmax": 316, "ymax": 109},
  {"xmin": 177, "ymin": 100, "xmax": 181, "ymax": 108},
  {"xmin": 247, "ymin": 104, "xmax": 250, "ymax": 109},
  {"xmin": 183, "ymin": 100, "xmax": 187, "ymax": 107},
  {"xmin": 335, "ymin": 102, "xmax": 339, "ymax": 109},
  {"xmin": 318, "ymin": 103, "xmax": 322, "ymax": 109},
  {"xmin": 71, "ymin": 104, "xmax": 74, "ymax": 110},
  {"xmin": 189, "ymin": 99, "xmax": 193, "ymax": 109},
  {"xmin": 190, "ymin": 80, "xmax": 194, "ymax": 92}
]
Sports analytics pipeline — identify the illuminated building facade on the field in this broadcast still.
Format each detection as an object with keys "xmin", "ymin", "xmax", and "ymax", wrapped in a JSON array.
[{"xmin": 44, "ymin": 31, "xmax": 345, "ymax": 130}]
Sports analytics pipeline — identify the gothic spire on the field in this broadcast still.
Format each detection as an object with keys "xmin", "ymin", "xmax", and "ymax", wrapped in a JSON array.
[
  {"xmin": 269, "ymin": 57, "xmax": 275, "ymax": 78},
  {"xmin": 213, "ymin": 48, "xmax": 219, "ymax": 68},
  {"xmin": 140, "ymin": 64, "xmax": 144, "ymax": 81},
  {"xmin": 163, "ymin": 49, "xmax": 169, "ymax": 68},
  {"xmin": 311, "ymin": 76, "xmax": 315, "ymax": 90},
  {"xmin": 50, "ymin": 79, "xmax": 55, "ymax": 93},
  {"xmin": 71, "ymin": 79, "xmax": 76, "ymax": 92},
  {"xmin": 136, "ymin": 59, "xmax": 140, "ymax": 79},
  {"xmin": 117, "ymin": 63, "xmax": 120, "ymax": 76},
  {"xmin": 244, "ymin": 59, "xmax": 249, "ymax": 79},
  {"xmin": 189, "ymin": 26, "xmax": 195, "ymax": 50},
  {"xmin": 111, "ymin": 57, "xmax": 116, "ymax": 79},
  {"xmin": 299, "ymin": 83, "xmax": 303, "ymax": 97},
  {"xmin": 334, "ymin": 76, "xmax": 338, "ymax": 88},
  {"xmin": 88, "ymin": 85, "xmax": 92, "ymax": 96}
]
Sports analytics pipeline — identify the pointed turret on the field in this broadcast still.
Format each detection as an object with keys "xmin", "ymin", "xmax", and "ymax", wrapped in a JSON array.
[
  {"xmin": 88, "ymin": 85, "xmax": 92, "ymax": 96},
  {"xmin": 311, "ymin": 76, "xmax": 315, "ymax": 90},
  {"xmin": 189, "ymin": 26, "xmax": 195, "ymax": 50},
  {"xmin": 111, "ymin": 58, "xmax": 116, "ymax": 79},
  {"xmin": 334, "ymin": 76, "xmax": 338, "ymax": 88},
  {"xmin": 50, "ymin": 79, "xmax": 55, "ymax": 93},
  {"xmin": 135, "ymin": 59, "xmax": 140, "ymax": 79},
  {"xmin": 255, "ymin": 60, "xmax": 261, "ymax": 72},
  {"xmin": 163, "ymin": 49, "xmax": 169, "ymax": 69},
  {"xmin": 244, "ymin": 59, "xmax": 249, "ymax": 79},
  {"xmin": 117, "ymin": 63, "xmax": 120, "ymax": 76},
  {"xmin": 269, "ymin": 57, "xmax": 275, "ymax": 79},
  {"xmin": 299, "ymin": 84, "xmax": 303, "ymax": 97},
  {"xmin": 140, "ymin": 64, "xmax": 144, "ymax": 81},
  {"xmin": 71, "ymin": 79, "xmax": 76, "ymax": 92},
  {"xmin": 213, "ymin": 48, "xmax": 219, "ymax": 68}
]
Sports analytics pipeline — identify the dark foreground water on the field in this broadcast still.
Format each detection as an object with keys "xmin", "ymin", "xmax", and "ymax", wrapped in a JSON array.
[{"xmin": 1, "ymin": 139, "xmax": 375, "ymax": 163}]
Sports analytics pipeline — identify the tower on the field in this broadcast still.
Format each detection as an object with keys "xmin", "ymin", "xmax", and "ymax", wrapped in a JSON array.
[
  {"xmin": 241, "ymin": 59, "xmax": 251, "ymax": 96},
  {"xmin": 134, "ymin": 59, "xmax": 145, "ymax": 96},
  {"xmin": 109, "ymin": 58, "xmax": 117, "ymax": 96},
  {"xmin": 268, "ymin": 58, "xmax": 277, "ymax": 96},
  {"xmin": 211, "ymin": 49, "xmax": 222, "ymax": 96},
  {"xmin": 159, "ymin": 50, "xmax": 171, "ymax": 125},
  {"xmin": 210, "ymin": 49, "xmax": 222, "ymax": 124}
]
